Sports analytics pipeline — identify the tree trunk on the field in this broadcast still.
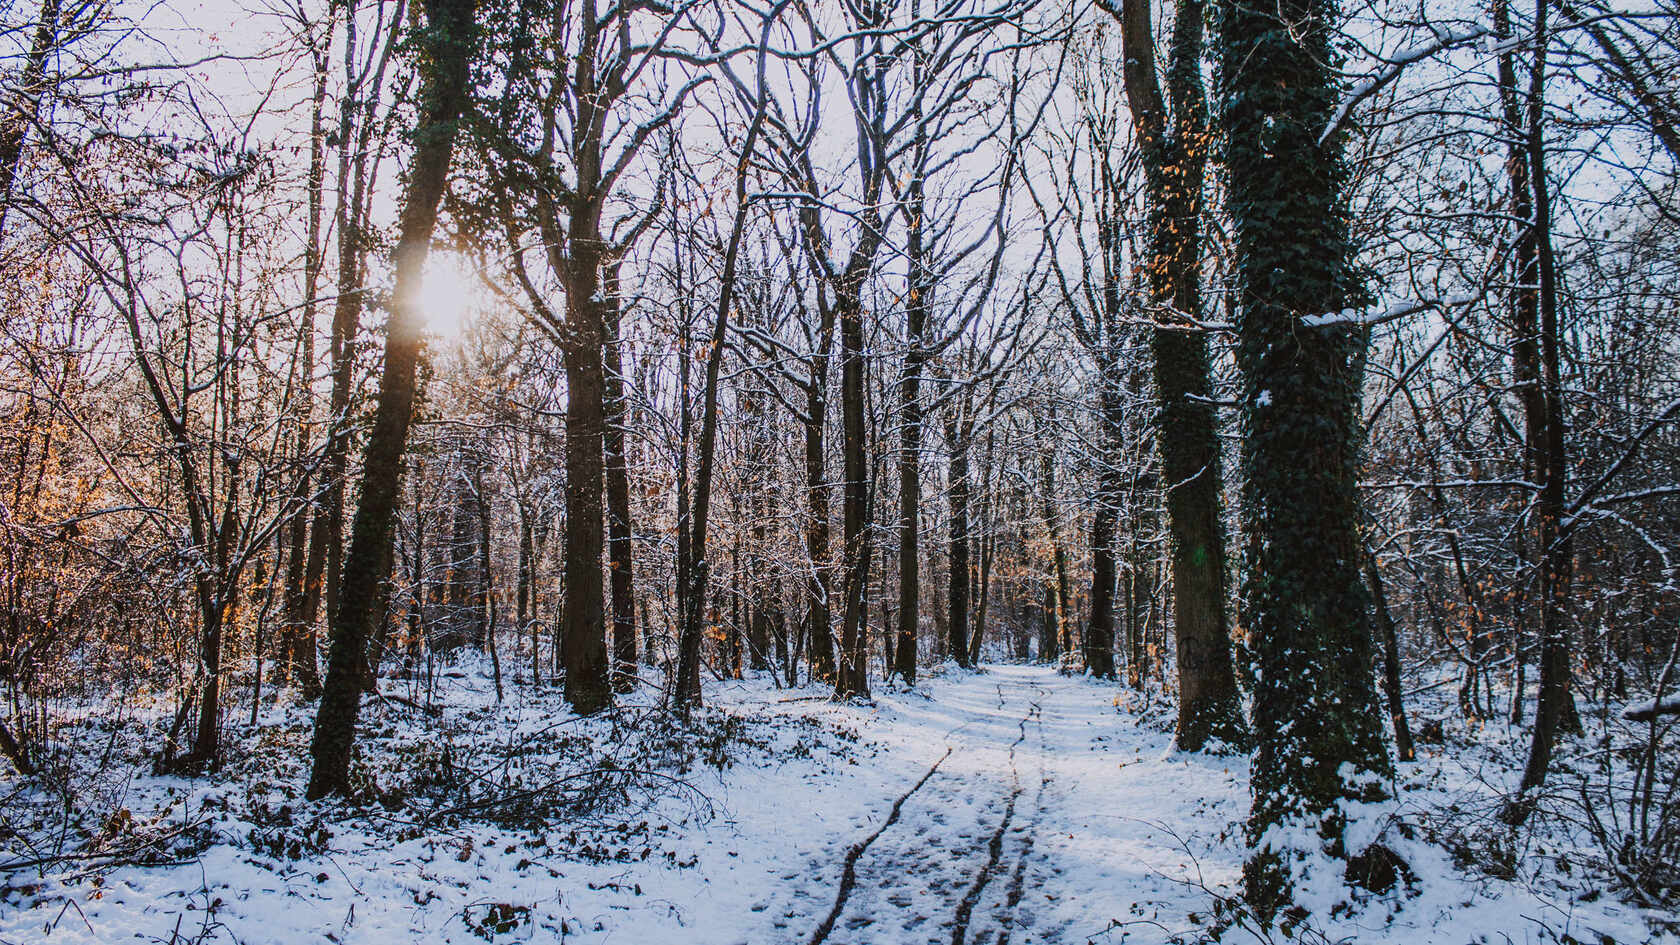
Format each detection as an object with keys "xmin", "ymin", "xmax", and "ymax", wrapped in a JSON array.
[
  {"xmin": 1054, "ymin": 539, "xmax": 1072, "ymax": 663},
  {"xmin": 1216, "ymin": 0, "xmax": 1393, "ymax": 912},
  {"xmin": 1038, "ymin": 444, "xmax": 1071, "ymax": 670},
  {"xmin": 746, "ymin": 401, "xmax": 773, "ymax": 674},
  {"xmin": 307, "ymin": 0, "xmax": 477, "ymax": 800},
  {"xmin": 674, "ymin": 83, "xmax": 770, "ymax": 710},
  {"xmin": 894, "ymin": 342, "xmax": 924, "ymax": 683},
  {"xmin": 302, "ymin": 0, "xmax": 404, "ymax": 657},
  {"xmin": 804, "ymin": 346, "xmax": 837, "ymax": 684},
  {"xmin": 1086, "ymin": 381, "xmax": 1123, "ymax": 680},
  {"xmin": 1040, "ymin": 584, "xmax": 1058, "ymax": 663},
  {"xmin": 475, "ymin": 475, "xmax": 503, "ymax": 702},
  {"xmin": 603, "ymin": 263, "xmax": 637, "ymax": 693},
  {"xmin": 966, "ymin": 426, "xmax": 995, "ymax": 666},
  {"xmin": 561, "ymin": 243, "xmax": 612, "ymax": 715},
  {"xmin": 894, "ymin": 48, "xmax": 931, "ymax": 685},
  {"xmin": 1516, "ymin": 0, "xmax": 1579, "ymax": 810},
  {"xmin": 1111, "ymin": 0, "xmax": 1244, "ymax": 747},
  {"xmin": 946, "ymin": 405, "xmax": 972, "ymax": 668},
  {"xmin": 1364, "ymin": 546, "xmax": 1415, "ymax": 762},
  {"xmin": 518, "ymin": 505, "xmax": 538, "ymax": 685},
  {"xmin": 836, "ymin": 283, "xmax": 872, "ymax": 700},
  {"xmin": 184, "ymin": 527, "xmax": 235, "ymax": 772},
  {"xmin": 1126, "ymin": 544, "xmax": 1150, "ymax": 685},
  {"xmin": 278, "ymin": 30, "xmax": 330, "ymax": 697}
]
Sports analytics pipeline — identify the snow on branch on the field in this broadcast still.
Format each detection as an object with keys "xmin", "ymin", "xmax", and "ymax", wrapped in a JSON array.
[
  {"xmin": 1623, "ymin": 694, "xmax": 1680, "ymax": 722},
  {"xmin": 1320, "ymin": 25, "xmax": 1493, "ymax": 147},
  {"xmin": 1565, "ymin": 395, "xmax": 1680, "ymax": 527},
  {"xmin": 1301, "ymin": 292, "xmax": 1480, "ymax": 328}
]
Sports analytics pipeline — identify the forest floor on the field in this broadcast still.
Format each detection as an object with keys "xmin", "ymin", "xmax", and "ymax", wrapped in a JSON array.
[{"xmin": 0, "ymin": 661, "xmax": 1670, "ymax": 944}]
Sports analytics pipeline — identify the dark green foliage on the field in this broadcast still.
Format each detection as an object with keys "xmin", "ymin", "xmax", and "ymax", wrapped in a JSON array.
[
  {"xmin": 1214, "ymin": 0, "xmax": 1393, "ymax": 913},
  {"xmin": 463, "ymin": 903, "xmax": 530, "ymax": 939}
]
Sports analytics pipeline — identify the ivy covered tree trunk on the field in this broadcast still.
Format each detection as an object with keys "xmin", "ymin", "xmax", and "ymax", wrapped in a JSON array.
[
  {"xmin": 1215, "ymin": 0, "xmax": 1393, "ymax": 914},
  {"xmin": 307, "ymin": 0, "xmax": 479, "ymax": 800},
  {"xmin": 1112, "ymin": 0, "xmax": 1246, "ymax": 748}
]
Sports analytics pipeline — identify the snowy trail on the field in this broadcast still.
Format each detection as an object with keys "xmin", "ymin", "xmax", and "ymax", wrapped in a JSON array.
[
  {"xmin": 765, "ymin": 663, "xmax": 1251, "ymax": 945},
  {"xmin": 805, "ymin": 669, "xmax": 1048, "ymax": 945},
  {"xmin": 695, "ymin": 664, "xmax": 1655, "ymax": 945},
  {"xmin": 0, "ymin": 663, "xmax": 1252, "ymax": 945}
]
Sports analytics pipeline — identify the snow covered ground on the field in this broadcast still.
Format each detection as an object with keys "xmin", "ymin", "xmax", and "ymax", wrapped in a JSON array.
[{"xmin": 1, "ymin": 662, "xmax": 1671, "ymax": 944}]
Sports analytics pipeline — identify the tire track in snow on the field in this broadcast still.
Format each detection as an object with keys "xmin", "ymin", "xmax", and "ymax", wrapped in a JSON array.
[
  {"xmin": 806, "ymin": 745, "xmax": 955, "ymax": 945},
  {"xmin": 807, "ymin": 677, "xmax": 1045, "ymax": 945},
  {"xmin": 992, "ymin": 681, "xmax": 1051, "ymax": 945},
  {"xmin": 948, "ymin": 692, "xmax": 1036, "ymax": 945}
]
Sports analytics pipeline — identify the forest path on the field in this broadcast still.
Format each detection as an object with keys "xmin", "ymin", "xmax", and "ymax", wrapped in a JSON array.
[
  {"xmin": 5, "ymin": 664, "xmax": 1648, "ymax": 945},
  {"xmin": 803, "ymin": 667, "xmax": 1048, "ymax": 945},
  {"xmin": 764, "ymin": 664, "xmax": 1245, "ymax": 945}
]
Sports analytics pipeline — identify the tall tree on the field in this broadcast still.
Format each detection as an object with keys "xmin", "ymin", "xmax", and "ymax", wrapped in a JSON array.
[
  {"xmin": 1028, "ymin": 34, "xmax": 1138, "ymax": 683},
  {"xmin": 301, "ymin": 0, "xmax": 409, "ymax": 677},
  {"xmin": 892, "ymin": 22, "xmax": 931, "ymax": 682},
  {"xmin": 1216, "ymin": 0, "xmax": 1393, "ymax": 913},
  {"xmin": 307, "ymin": 0, "xmax": 480, "ymax": 800},
  {"xmin": 759, "ymin": 2, "xmax": 894, "ymax": 700},
  {"xmin": 277, "ymin": 14, "xmax": 332, "ymax": 697},
  {"xmin": 1511, "ymin": 0, "xmax": 1578, "ymax": 816},
  {"xmin": 473, "ymin": 0, "xmax": 700, "ymax": 715},
  {"xmin": 1109, "ymin": 0, "xmax": 1247, "ymax": 748},
  {"xmin": 672, "ymin": 5, "xmax": 779, "ymax": 711}
]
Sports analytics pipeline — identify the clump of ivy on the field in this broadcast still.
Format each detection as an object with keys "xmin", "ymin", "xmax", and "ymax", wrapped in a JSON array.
[{"xmin": 462, "ymin": 902, "xmax": 530, "ymax": 940}]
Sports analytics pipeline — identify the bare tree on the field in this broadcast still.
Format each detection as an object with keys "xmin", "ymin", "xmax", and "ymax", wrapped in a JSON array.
[{"xmin": 308, "ymin": 0, "xmax": 481, "ymax": 799}]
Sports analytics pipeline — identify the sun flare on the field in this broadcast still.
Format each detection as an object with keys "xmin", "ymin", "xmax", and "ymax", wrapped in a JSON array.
[{"xmin": 420, "ymin": 252, "xmax": 480, "ymax": 341}]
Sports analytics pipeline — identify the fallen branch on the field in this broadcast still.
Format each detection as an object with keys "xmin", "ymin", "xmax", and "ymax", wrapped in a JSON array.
[{"xmin": 1622, "ymin": 695, "xmax": 1680, "ymax": 722}]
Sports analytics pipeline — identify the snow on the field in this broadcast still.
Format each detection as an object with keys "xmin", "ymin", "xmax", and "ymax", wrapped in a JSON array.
[
  {"xmin": 1300, "ymin": 292, "xmax": 1480, "ymax": 329},
  {"xmin": 1623, "ymin": 693, "xmax": 1680, "ymax": 721},
  {"xmin": 1, "ymin": 663, "xmax": 1670, "ymax": 944}
]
